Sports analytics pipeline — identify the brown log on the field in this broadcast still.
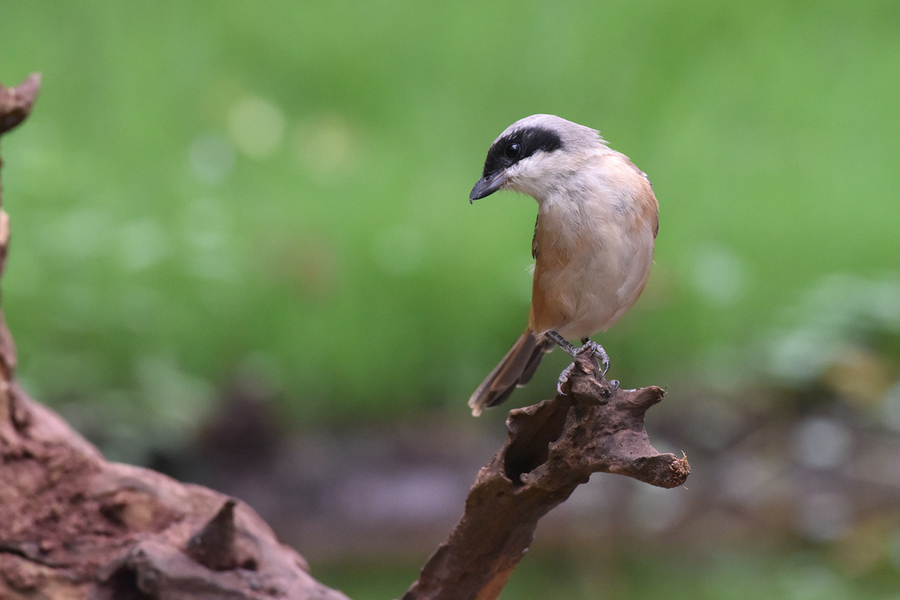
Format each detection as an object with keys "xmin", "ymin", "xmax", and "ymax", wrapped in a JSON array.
[
  {"xmin": 402, "ymin": 354, "xmax": 690, "ymax": 600},
  {"xmin": 0, "ymin": 74, "xmax": 351, "ymax": 600}
]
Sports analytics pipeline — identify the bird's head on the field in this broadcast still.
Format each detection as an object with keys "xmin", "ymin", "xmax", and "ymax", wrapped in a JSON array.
[{"xmin": 469, "ymin": 114, "xmax": 607, "ymax": 203}]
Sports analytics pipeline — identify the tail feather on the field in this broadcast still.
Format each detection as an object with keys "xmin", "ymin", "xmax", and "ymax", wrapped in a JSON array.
[{"xmin": 468, "ymin": 329, "xmax": 553, "ymax": 416}]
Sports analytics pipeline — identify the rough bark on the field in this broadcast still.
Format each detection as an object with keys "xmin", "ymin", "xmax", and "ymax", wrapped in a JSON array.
[
  {"xmin": 402, "ymin": 358, "xmax": 689, "ymax": 600},
  {"xmin": 0, "ymin": 74, "xmax": 688, "ymax": 600},
  {"xmin": 0, "ymin": 74, "xmax": 352, "ymax": 600}
]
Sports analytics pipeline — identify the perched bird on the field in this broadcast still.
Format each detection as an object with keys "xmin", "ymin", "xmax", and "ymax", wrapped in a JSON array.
[{"xmin": 468, "ymin": 114, "xmax": 658, "ymax": 416}]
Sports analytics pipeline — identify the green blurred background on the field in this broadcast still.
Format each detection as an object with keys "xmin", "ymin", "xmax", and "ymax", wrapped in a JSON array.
[{"xmin": 2, "ymin": 1, "xmax": 900, "ymax": 598}]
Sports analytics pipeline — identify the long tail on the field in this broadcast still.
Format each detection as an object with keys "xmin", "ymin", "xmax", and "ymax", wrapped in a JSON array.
[{"xmin": 468, "ymin": 328, "xmax": 554, "ymax": 416}]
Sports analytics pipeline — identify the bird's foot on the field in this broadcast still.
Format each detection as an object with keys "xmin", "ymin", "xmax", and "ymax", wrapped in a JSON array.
[
  {"xmin": 557, "ymin": 362, "xmax": 576, "ymax": 395},
  {"xmin": 579, "ymin": 340, "xmax": 610, "ymax": 377},
  {"xmin": 556, "ymin": 358, "xmax": 619, "ymax": 398},
  {"xmin": 554, "ymin": 337, "xmax": 613, "ymax": 396},
  {"xmin": 545, "ymin": 332, "xmax": 610, "ymax": 374}
]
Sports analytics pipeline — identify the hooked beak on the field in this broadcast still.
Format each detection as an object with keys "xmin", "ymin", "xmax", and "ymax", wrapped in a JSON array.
[{"xmin": 469, "ymin": 171, "xmax": 506, "ymax": 203}]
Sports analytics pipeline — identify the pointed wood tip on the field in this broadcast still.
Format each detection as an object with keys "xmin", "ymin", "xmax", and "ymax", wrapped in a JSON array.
[{"xmin": 0, "ymin": 73, "xmax": 42, "ymax": 135}]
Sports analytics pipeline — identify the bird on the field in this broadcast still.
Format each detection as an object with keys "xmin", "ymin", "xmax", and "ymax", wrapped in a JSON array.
[{"xmin": 467, "ymin": 114, "xmax": 658, "ymax": 416}]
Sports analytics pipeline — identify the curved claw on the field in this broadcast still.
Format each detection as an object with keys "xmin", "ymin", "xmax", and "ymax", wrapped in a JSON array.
[
  {"xmin": 557, "ymin": 363, "xmax": 576, "ymax": 395},
  {"xmin": 553, "ymin": 337, "xmax": 613, "ymax": 395},
  {"xmin": 577, "ymin": 341, "xmax": 610, "ymax": 376}
]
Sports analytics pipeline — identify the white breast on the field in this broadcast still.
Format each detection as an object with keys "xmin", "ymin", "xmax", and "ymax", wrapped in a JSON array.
[{"xmin": 528, "ymin": 152, "xmax": 656, "ymax": 340}]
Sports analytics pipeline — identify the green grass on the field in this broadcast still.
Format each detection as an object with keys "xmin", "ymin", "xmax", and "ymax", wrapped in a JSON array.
[
  {"xmin": 316, "ymin": 545, "xmax": 900, "ymax": 600},
  {"xmin": 1, "ymin": 0, "xmax": 898, "ymax": 421}
]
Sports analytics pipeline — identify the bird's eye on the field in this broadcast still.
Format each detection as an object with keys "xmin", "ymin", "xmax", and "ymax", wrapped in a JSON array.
[{"xmin": 504, "ymin": 143, "xmax": 521, "ymax": 160}]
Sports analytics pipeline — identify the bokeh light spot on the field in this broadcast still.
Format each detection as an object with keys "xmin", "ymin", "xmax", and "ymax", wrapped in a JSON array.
[{"xmin": 227, "ymin": 96, "xmax": 285, "ymax": 159}]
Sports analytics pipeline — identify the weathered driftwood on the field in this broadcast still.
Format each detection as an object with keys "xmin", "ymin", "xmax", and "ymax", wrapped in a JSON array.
[
  {"xmin": 0, "ymin": 73, "xmax": 352, "ymax": 600},
  {"xmin": 402, "ymin": 354, "xmax": 689, "ymax": 600}
]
